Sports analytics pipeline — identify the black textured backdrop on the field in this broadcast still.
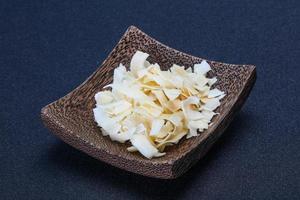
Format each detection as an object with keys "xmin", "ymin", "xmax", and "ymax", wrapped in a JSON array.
[{"xmin": 1, "ymin": 1, "xmax": 299, "ymax": 199}]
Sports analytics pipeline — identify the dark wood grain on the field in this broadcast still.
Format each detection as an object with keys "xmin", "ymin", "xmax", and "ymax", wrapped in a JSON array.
[{"xmin": 41, "ymin": 26, "xmax": 256, "ymax": 179}]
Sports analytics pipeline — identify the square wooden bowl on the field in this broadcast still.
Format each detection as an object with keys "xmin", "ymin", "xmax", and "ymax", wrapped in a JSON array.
[{"xmin": 41, "ymin": 26, "xmax": 256, "ymax": 179}]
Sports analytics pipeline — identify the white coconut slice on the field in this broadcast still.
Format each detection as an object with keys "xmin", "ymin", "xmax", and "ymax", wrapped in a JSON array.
[
  {"xmin": 163, "ymin": 88, "xmax": 181, "ymax": 101},
  {"xmin": 108, "ymin": 125, "xmax": 133, "ymax": 143},
  {"xmin": 113, "ymin": 63, "xmax": 127, "ymax": 84},
  {"xmin": 201, "ymin": 110, "xmax": 216, "ymax": 122},
  {"xmin": 181, "ymin": 96, "xmax": 204, "ymax": 120},
  {"xmin": 127, "ymin": 146, "xmax": 138, "ymax": 152},
  {"xmin": 186, "ymin": 67, "xmax": 192, "ymax": 73},
  {"xmin": 208, "ymin": 88, "xmax": 225, "ymax": 98},
  {"xmin": 95, "ymin": 91, "xmax": 114, "ymax": 105},
  {"xmin": 130, "ymin": 134, "xmax": 162, "ymax": 159},
  {"xmin": 195, "ymin": 74, "xmax": 209, "ymax": 88},
  {"xmin": 186, "ymin": 127, "xmax": 198, "ymax": 138},
  {"xmin": 150, "ymin": 119, "xmax": 165, "ymax": 136},
  {"xmin": 93, "ymin": 107, "xmax": 115, "ymax": 131},
  {"xmin": 130, "ymin": 51, "xmax": 149, "ymax": 76},
  {"xmin": 188, "ymin": 120, "xmax": 209, "ymax": 130},
  {"xmin": 208, "ymin": 77, "xmax": 217, "ymax": 86},
  {"xmin": 203, "ymin": 98, "xmax": 221, "ymax": 111},
  {"xmin": 218, "ymin": 94, "xmax": 226, "ymax": 100},
  {"xmin": 194, "ymin": 60, "xmax": 211, "ymax": 75}
]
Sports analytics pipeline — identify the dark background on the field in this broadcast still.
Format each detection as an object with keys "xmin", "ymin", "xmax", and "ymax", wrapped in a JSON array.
[{"xmin": 1, "ymin": 0, "xmax": 299, "ymax": 199}]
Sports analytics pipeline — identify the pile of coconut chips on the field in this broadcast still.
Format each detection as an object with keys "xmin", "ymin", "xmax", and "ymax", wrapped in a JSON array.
[{"xmin": 93, "ymin": 51, "xmax": 225, "ymax": 159}]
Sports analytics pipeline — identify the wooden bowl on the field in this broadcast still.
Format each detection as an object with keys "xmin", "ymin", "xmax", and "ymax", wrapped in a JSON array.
[{"xmin": 41, "ymin": 26, "xmax": 256, "ymax": 179}]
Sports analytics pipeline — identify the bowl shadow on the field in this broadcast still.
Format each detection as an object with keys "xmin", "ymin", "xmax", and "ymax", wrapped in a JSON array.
[{"xmin": 46, "ymin": 110, "xmax": 253, "ymax": 199}]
